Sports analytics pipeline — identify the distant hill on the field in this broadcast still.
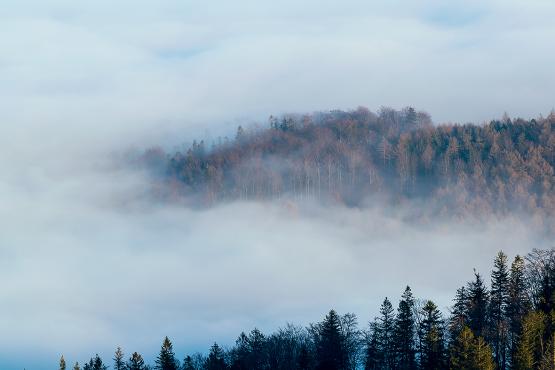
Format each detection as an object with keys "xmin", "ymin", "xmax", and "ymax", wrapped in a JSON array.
[{"xmin": 140, "ymin": 107, "xmax": 555, "ymax": 227}]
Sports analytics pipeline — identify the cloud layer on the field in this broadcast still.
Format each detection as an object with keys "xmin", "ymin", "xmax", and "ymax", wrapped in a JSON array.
[{"xmin": 1, "ymin": 1, "xmax": 555, "ymax": 369}]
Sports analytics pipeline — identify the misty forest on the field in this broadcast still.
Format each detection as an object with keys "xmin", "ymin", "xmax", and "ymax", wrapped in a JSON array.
[
  {"xmin": 140, "ymin": 107, "xmax": 555, "ymax": 232},
  {"xmin": 56, "ymin": 107, "xmax": 555, "ymax": 370},
  {"xmin": 60, "ymin": 248, "xmax": 555, "ymax": 370}
]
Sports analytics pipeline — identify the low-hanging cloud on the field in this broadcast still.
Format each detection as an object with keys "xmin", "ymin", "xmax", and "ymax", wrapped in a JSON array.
[{"xmin": 1, "ymin": 0, "xmax": 555, "ymax": 369}]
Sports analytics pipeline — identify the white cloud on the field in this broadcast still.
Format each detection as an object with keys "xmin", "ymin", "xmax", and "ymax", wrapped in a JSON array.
[{"xmin": 0, "ymin": 1, "xmax": 554, "ymax": 368}]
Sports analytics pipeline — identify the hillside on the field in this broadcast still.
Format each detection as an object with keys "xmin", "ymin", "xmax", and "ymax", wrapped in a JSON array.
[{"xmin": 142, "ymin": 107, "xmax": 555, "ymax": 225}]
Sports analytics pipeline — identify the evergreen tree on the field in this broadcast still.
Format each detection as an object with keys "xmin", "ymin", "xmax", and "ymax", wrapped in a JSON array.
[
  {"xmin": 449, "ymin": 286, "xmax": 469, "ymax": 344},
  {"xmin": 73, "ymin": 362, "xmax": 80, "ymax": 370},
  {"xmin": 205, "ymin": 343, "xmax": 227, "ymax": 370},
  {"xmin": 514, "ymin": 310, "xmax": 548, "ymax": 370},
  {"xmin": 155, "ymin": 336, "xmax": 179, "ymax": 370},
  {"xmin": 449, "ymin": 326, "xmax": 475, "ymax": 370},
  {"xmin": 418, "ymin": 300, "xmax": 445, "ymax": 370},
  {"xmin": 60, "ymin": 355, "xmax": 67, "ymax": 370},
  {"xmin": 114, "ymin": 347, "xmax": 125, "ymax": 370},
  {"xmin": 508, "ymin": 255, "xmax": 531, "ymax": 366},
  {"xmin": 247, "ymin": 328, "xmax": 267, "ymax": 370},
  {"xmin": 316, "ymin": 309, "xmax": 346, "ymax": 370},
  {"xmin": 83, "ymin": 355, "xmax": 108, "ymax": 370},
  {"xmin": 489, "ymin": 251, "xmax": 510, "ymax": 370},
  {"xmin": 378, "ymin": 297, "xmax": 395, "ymax": 369},
  {"xmin": 127, "ymin": 352, "xmax": 147, "ymax": 370},
  {"xmin": 467, "ymin": 271, "xmax": 489, "ymax": 338},
  {"xmin": 393, "ymin": 287, "xmax": 417, "ymax": 370}
]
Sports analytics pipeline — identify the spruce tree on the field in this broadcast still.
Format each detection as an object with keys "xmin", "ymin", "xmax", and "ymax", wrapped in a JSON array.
[
  {"xmin": 127, "ymin": 352, "xmax": 147, "ymax": 370},
  {"xmin": 206, "ymin": 343, "xmax": 227, "ymax": 370},
  {"xmin": 508, "ymin": 255, "xmax": 531, "ymax": 366},
  {"xmin": 449, "ymin": 326, "xmax": 475, "ymax": 370},
  {"xmin": 489, "ymin": 251, "xmax": 510, "ymax": 370},
  {"xmin": 418, "ymin": 300, "xmax": 445, "ymax": 370},
  {"xmin": 59, "ymin": 355, "xmax": 67, "ymax": 370},
  {"xmin": 155, "ymin": 336, "xmax": 179, "ymax": 370},
  {"xmin": 379, "ymin": 297, "xmax": 395, "ymax": 369},
  {"xmin": 113, "ymin": 347, "xmax": 125, "ymax": 370},
  {"xmin": 393, "ymin": 287, "xmax": 416, "ymax": 370},
  {"xmin": 248, "ymin": 328, "xmax": 267, "ymax": 370},
  {"xmin": 297, "ymin": 344, "xmax": 311, "ymax": 370},
  {"xmin": 73, "ymin": 362, "xmax": 80, "ymax": 370},
  {"xmin": 316, "ymin": 309, "xmax": 346, "ymax": 370},
  {"xmin": 449, "ymin": 286, "xmax": 468, "ymax": 344},
  {"xmin": 467, "ymin": 271, "xmax": 489, "ymax": 338}
]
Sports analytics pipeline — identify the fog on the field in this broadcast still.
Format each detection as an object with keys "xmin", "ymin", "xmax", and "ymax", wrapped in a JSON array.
[{"xmin": 1, "ymin": 0, "xmax": 555, "ymax": 368}]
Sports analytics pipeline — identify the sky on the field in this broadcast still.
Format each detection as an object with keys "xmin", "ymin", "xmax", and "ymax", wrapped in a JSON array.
[{"xmin": 1, "ymin": 0, "xmax": 555, "ymax": 369}]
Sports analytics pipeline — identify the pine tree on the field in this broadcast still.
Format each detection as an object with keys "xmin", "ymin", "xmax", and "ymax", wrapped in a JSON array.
[
  {"xmin": 83, "ymin": 355, "xmax": 108, "ymax": 370},
  {"xmin": 449, "ymin": 286, "xmax": 469, "ymax": 344},
  {"xmin": 379, "ymin": 297, "xmax": 395, "ymax": 369},
  {"xmin": 418, "ymin": 300, "xmax": 445, "ymax": 370},
  {"xmin": 474, "ymin": 336, "xmax": 496, "ymax": 370},
  {"xmin": 489, "ymin": 251, "xmax": 510, "ymax": 370},
  {"xmin": 113, "ymin": 347, "xmax": 125, "ymax": 370},
  {"xmin": 60, "ymin": 355, "xmax": 67, "ymax": 370},
  {"xmin": 127, "ymin": 352, "xmax": 147, "ymax": 370},
  {"xmin": 467, "ymin": 271, "xmax": 489, "ymax": 338},
  {"xmin": 155, "ymin": 336, "xmax": 179, "ymax": 370},
  {"xmin": 316, "ymin": 309, "xmax": 346, "ymax": 370},
  {"xmin": 393, "ymin": 287, "xmax": 416, "ymax": 370},
  {"xmin": 206, "ymin": 343, "xmax": 227, "ymax": 370},
  {"xmin": 508, "ymin": 255, "xmax": 531, "ymax": 366}
]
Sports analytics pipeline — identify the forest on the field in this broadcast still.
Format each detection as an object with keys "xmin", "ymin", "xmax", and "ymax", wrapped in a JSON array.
[
  {"xmin": 141, "ymin": 107, "xmax": 555, "ymax": 230},
  {"xmin": 58, "ymin": 248, "xmax": 555, "ymax": 370}
]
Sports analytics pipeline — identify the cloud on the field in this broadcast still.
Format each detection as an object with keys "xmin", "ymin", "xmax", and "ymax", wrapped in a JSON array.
[{"xmin": 1, "ymin": 0, "xmax": 554, "ymax": 368}]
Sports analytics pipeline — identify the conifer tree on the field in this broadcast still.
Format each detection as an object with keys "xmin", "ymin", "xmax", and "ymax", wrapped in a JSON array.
[
  {"xmin": 316, "ymin": 309, "xmax": 346, "ymax": 370},
  {"xmin": 467, "ymin": 271, "xmax": 489, "ymax": 338},
  {"xmin": 449, "ymin": 286, "xmax": 468, "ymax": 344},
  {"xmin": 73, "ymin": 362, "xmax": 80, "ymax": 370},
  {"xmin": 418, "ymin": 300, "xmax": 445, "ymax": 370},
  {"xmin": 155, "ymin": 336, "xmax": 179, "ymax": 370},
  {"xmin": 127, "ymin": 352, "xmax": 147, "ymax": 370},
  {"xmin": 489, "ymin": 251, "xmax": 510, "ymax": 369},
  {"xmin": 83, "ymin": 355, "xmax": 108, "ymax": 370},
  {"xmin": 205, "ymin": 343, "xmax": 227, "ymax": 370},
  {"xmin": 113, "ymin": 347, "xmax": 125, "ymax": 370},
  {"xmin": 59, "ymin": 355, "xmax": 67, "ymax": 370},
  {"xmin": 378, "ymin": 297, "xmax": 395, "ymax": 369},
  {"xmin": 508, "ymin": 255, "xmax": 531, "ymax": 366},
  {"xmin": 449, "ymin": 326, "xmax": 475, "ymax": 370},
  {"xmin": 393, "ymin": 287, "xmax": 416, "ymax": 370},
  {"xmin": 514, "ymin": 310, "xmax": 547, "ymax": 370}
]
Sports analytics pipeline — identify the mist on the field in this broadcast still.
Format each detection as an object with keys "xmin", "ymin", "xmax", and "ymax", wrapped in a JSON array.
[{"xmin": 1, "ymin": 0, "xmax": 555, "ymax": 369}]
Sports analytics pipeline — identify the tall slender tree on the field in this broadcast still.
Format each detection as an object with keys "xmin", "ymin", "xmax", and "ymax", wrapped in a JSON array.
[
  {"xmin": 508, "ymin": 255, "xmax": 531, "ymax": 366},
  {"xmin": 316, "ymin": 309, "xmax": 346, "ymax": 370},
  {"xmin": 113, "ymin": 347, "xmax": 125, "ymax": 370},
  {"xmin": 489, "ymin": 251, "xmax": 510, "ymax": 370},
  {"xmin": 467, "ymin": 271, "xmax": 489, "ymax": 338},
  {"xmin": 393, "ymin": 287, "xmax": 417, "ymax": 370},
  {"xmin": 379, "ymin": 297, "xmax": 395, "ymax": 369},
  {"xmin": 59, "ymin": 355, "xmax": 67, "ymax": 370},
  {"xmin": 418, "ymin": 300, "xmax": 446, "ymax": 370},
  {"xmin": 155, "ymin": 336, "xmax": 179, "ymax": 370},
  {"xmin": 206, "ymin": 343, "xmax": 228, "ymax": 370}
]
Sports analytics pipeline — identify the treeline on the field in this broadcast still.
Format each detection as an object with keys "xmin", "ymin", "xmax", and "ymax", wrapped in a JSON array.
[
  {"xmin": 142, "ymin": 107, "xmax": 555, "ymax": 228},
  {"xmin": 59, "ymin": 248, "xmax": 555, "ymax": 370}
]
